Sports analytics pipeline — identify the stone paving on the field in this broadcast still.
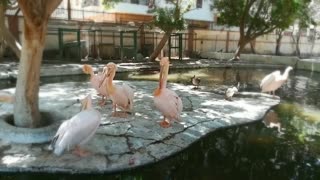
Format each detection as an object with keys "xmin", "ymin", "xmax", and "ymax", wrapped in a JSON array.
[{"xmin": 0, "ymin": 80, "xmax": 279, "ymax": 173}]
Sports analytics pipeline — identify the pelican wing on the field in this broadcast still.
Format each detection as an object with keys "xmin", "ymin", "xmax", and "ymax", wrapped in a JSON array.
[
  {"xmin": 116, "ymin": 83, "xmax": 134, "ymax": 111},
  {"xmin": 260, "ymin": 70, "xmax": 280, "ymax": 88},
  {"xmin": 154, "ymin": 89, "xmax": 183, "ymax": 121},
  {"xmin": 51, "ymin": 109, "xmax": 101, "ymax": 156}
]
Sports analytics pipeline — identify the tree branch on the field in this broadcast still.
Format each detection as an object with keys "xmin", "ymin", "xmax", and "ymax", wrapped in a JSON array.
[
  {"xmin": 246, "ymin": 0, "xmax": 265, "ymax": 37},
  {"xmin": 46, "ymin": 0, "xmax": 62, "ymax": 15}
]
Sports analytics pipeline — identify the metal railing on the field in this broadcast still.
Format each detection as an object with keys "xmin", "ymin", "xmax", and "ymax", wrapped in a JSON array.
[{"xmin": 5, "ymin": 8, "xmax": 115, "ymax": 21}]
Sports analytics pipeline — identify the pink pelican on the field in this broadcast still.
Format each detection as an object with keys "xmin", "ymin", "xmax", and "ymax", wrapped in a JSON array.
[
  {"xmin": 260, "ymin": 66, "xmax": 293, "ymax": 97},
  {"xmin": 49, "ymin": 94, "xmax": 101, "ymax": 156},
  {"xmin": 82, "ymin": 64, "xmax": 108, "ymax": 105},
  {"xmin": 100, "ymin": 62, "xmax": 134, "ymax": 117},
  {"xmin": 153, "ymin": 57, "xmax": 183, "ymax": 128}
]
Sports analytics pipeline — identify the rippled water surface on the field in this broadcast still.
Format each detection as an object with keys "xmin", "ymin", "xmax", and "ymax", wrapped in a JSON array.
[{"xmin": 1, "ymin": 66, "xmax": 320, "ymax": 179}]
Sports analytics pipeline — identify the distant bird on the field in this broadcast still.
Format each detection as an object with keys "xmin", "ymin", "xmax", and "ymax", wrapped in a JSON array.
[
  {"xmin": 0, "ymin": 91, "xmax": 14, "ymax": 103},
  {"xmin": 82, "ymin": 64, "xmax": 109, "ymax": 105},
  {"xmin": 191, "ymin": 75, "xmax": 201, "ymax": 89},
  {"xmin": 99, "ymin": 62, "xmax": 134, "ymax": 117},
  {"xmin": 154, "ymin": 57, "xmax": 183, "ymax": 128},
  {"xmin": 260, "ymin": 66, "xmax": 293, "ymax": 97},
  {"xmin": 225, "ymin": 82, "xmax": 240, "ymax": 101},
  {"xmin": 49, "ymin": 94, "xmax": 101, "ymax": 156}
]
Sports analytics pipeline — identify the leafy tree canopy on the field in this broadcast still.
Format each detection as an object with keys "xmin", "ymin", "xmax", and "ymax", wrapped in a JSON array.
[
  {"xmin": 101, "ymin": 0, "xmax": 122, "ymax": 9},
  {"xmin": 214, "ymin": 0, "xmax": 311, "ymax": 39},
  {"xmin": 152, "ymin": 0, "xmax": 191, "ymax": 32}
]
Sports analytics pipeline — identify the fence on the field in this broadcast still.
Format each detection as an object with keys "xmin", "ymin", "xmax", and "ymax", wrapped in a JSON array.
[{"xmin": 5, "ymin": 8, "xmax": 320, "ymax": 60}]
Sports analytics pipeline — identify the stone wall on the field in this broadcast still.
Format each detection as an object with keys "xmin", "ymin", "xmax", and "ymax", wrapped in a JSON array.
[{"xmin": 195, "ymin": 29, "xmax": 320, "ymax": 57}]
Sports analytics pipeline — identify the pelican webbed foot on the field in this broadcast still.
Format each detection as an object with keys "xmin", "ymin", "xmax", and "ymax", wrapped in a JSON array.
[
  {"xmin": 72, "ymin": 146, "xmax": 90, "ymax": 157},
  {"xmin": 159, "ymin": 119, "xmax": 171, "ymax": 128},
  {"xmin": 112, "ymin": 111, "xmax": 128, "ymax": 118}
]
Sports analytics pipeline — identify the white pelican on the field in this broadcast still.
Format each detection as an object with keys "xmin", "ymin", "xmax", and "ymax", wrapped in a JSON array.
[
  {"xmin": 82, "ymin": 64, "xmax": 109, "ymax": 105},
  {"xmin": 154, "ymin": 57, "xmax": 183, "ymax": 128},
  {"xmin": 260, "ymin": 66, "xmax": 293, "ymax": 97},
  {"xmin": 99, "ymin": 62, "xmax": 134, "ymax": 117},
  {"xmin": 49, "ymin": 94, "xmax": 101, "ymax": 156},
  {"xmin": 225, "ymin": 82, "xmax": 240, "ymax": 101},
  {"xmin": 191, "ymin": 75, "xmax": 201, "ymax": 89}
]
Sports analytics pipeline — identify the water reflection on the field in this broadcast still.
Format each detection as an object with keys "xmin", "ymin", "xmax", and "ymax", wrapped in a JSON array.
[
  {"xmin": 1, "ymin": 67, "xmax": 320, "ymax": 179},
  {"xmin": 263, "ymin": 110, "xmax": 282, "ymax": 133}
]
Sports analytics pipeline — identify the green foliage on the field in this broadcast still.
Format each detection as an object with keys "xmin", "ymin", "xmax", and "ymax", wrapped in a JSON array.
[
  {"xmin": 295, "ymin": 0, "xmax": 316, "ymax": 28},
  {"xmin": 214, "ymin": 0, "xmax": 312, "ymax": 38},
  {"xmin": 152, "ymin": 0, "xmax": 191, "ymax": 32},
  {"xmin": 0, "ymin": 0, "xmax": 9, "ymax": 6},
  {"xmin": 101, "ymin": 0, "xmax": 122, "ymax": 9}
]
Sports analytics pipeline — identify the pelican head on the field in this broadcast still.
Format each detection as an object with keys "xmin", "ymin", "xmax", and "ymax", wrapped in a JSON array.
[
  {"xmin": 105, "ymin": 62, "xmax": 117, "ymax": 78},
  {"xmin": 81, "ymin": 94, "xmax": 92, "ymax": 110},
  {"xmin": 99, "ymin": 62, "xmax": 117, "ymax": 88},
  {"xmin": 287, "ymin": 66, "xmax": 293, "ymax": 71}
]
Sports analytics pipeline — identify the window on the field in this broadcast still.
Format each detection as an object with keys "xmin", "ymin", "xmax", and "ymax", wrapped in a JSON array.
[{"xmin": 196, "ymin": 0, "xmax": 202, "ymax": 8}]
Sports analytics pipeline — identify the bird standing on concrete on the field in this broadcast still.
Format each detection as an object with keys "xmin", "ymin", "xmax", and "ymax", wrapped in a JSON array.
[
  {"xmin": 49, "ymin": 94, "xmax": 101, "ymax": 156},
  {"xmin": 260, "ymin": 66, "xmax": 293, "ymax": 97},
  {"xmin": 99, "ymin": 62, "xmax": 134, "ymax": 117},
  {"xmin": 154, "ymin": 57, "xmax": 183, "ymax": 128}
]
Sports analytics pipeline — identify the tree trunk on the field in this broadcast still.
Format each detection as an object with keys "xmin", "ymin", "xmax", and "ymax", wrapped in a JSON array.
[
  {"xmin": 0, "ymin": 3, "xmax": 21, "ymax": 59},
  {"xmin": 231, "ymin": 37, "xmax": 248, "ymax": 61},
  {"xmin": 250, "ymin": 41, "xmax": 255, "ymax": 54},
  {"xmin": 295, "ymin": 30, "xmax": 301, "ymax": 57},
  {"xmin": 14, "ymin": 0, "xmax": 62, "ymax": 128},
  {"xmin": 149, "ymin": 30, "xmax": 172, "ymax": 61},
  {"xmin": 14, "ymin": 20, "xmax": 47, "ymax": 127},
  {"xmin": 275, "ymin": 32, "xmax": 283, "ymax": 55}
]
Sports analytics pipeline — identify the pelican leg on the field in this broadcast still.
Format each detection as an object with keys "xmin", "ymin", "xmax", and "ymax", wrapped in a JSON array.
[
  {"xmin": 72, "ymin": 146, "xmax": 90, "ymax": 157},
  {"xmin": 111, "ymin": 103, "xmax": 118, "ymax": 117},
  {"xmin": 159, "ymin": 117, "xmax": 171, "ymax": 128},
  {"xmin": 117, "ymin": 111, "xmax": 129, "ymax": 118},
  {"xmin": 98, "ymin": 96, "xmax": 106, "ymax": 106}
]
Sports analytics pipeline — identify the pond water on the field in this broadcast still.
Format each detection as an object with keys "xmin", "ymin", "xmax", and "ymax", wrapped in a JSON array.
[{"xmin": 1, "ymin": 66, "xmax": 320, "ymax": 179}]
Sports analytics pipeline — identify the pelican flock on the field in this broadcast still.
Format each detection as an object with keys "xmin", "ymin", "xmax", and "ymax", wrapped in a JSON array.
[
  {"xmin": 153, "ymin": 57, "xmax": 183, "ymax": 128},
  {"xmin": 45, "ymin": 59, "xmax": 293, "ymax": 156}
]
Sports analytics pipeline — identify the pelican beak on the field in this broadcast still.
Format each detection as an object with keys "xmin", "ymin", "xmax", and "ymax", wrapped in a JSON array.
[
  {"xmin": 99, "ymin": 68, "xmax": 110, "ymax": 88},
  {"xmin": 81, "ymin": 97, "xmax": 88, "ymax": 111},
  {"xmin": 99, "ymin": 74, "xmax": 106, "ymax": 88}
]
